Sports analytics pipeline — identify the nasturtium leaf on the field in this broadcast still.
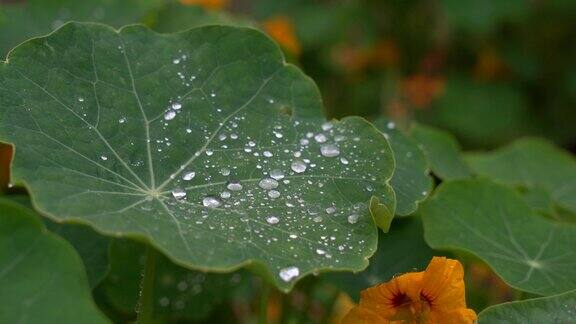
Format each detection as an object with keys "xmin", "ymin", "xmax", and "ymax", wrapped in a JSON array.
[
  {"xmin": 421, "ymin": 179, "xmax": 576, "ymax": 296},
  {"xmin": 0, "ymin": 22, "xmax": 395, "ymax": 291},
  {"xmin": 478, "ymin": 289, "xmax": 576, "ymax": 323},
  {"xmin": 466, "ymin": 138, "xmax": 576, "ymax": 217},
  {"xmin": 0, "ymin": 0, "xmax": 163, "ymax": 58},
  {"xmin": 410, "ymin": 123, "xmax": 471, "ymax": 180},
  {"xmin": 4, "ymin": 194, "xmax": 112, "ymax": 288},
  {"xmin": 0, "ymin": 197, "xmax": 109, "ymax": 323},
  {"xmin": 101, "ymin": 239, "xmax": 253, "ymax": 321},
  {"xmin": 44, "ymin": 220, "xmax": 111, "ymax": 288},
  {"xmin": 323, "ymin": 216, "xmax": 436, "ymax": 300},
  {"xmin": 373, "ymin": 119, "xmax": 432, "ymax": 216}
]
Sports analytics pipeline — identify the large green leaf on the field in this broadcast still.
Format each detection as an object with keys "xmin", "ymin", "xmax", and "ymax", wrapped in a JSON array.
[
  {"xmin": 100, "ymin": 239, "xmax": 253, "ymax": 322},
  {"xmin": 373, "ymin": 119, "xmax": 432, "ymax": 216},
  {"xmin": 478, "ymin": 289, "xmax": 576, "ymax": 323},
  {"xmin": 410, "ymin": 123, "xmax": 472, "ymax": 180},
  {"xmin": 466, "ymin": 138, "xmax": 576, "ymax": 217},
  {"xmin": 421, "ymin": 179, "xmax": 576, "ymax": 296},
  {"xmin": 323, "ymin": 216, "xmax": 436, "ymax": 300},
  {"xmin": 0, "ymin": 197, "xmax": 109, "ymax": 323},
  {"xmin": 0, "ymin": 22, "xmax": 395, "ymax": 291},
  {"xmin": 0, "ymin": 0, "xmax": 162, "ymax": 58}
]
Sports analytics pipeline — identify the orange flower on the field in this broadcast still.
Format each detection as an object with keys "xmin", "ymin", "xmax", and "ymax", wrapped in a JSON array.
[
  {"xmin": 342, "ymin": 257, "xmax": 477, "ymax": 324},
  {"xmin": 262, "ymin": 16, "xmax": 301, "ymax": 56},
  {"xmin": 179, "ymin": 0, "xmax": 228, "ymax": 10}
]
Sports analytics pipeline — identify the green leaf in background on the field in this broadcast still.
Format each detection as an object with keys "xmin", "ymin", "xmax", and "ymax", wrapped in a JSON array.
[
  {"xmin": 323, "ymin": 216, "xmax": 436, "ymax": 301},
  {"xmin": 100, "ymin": 239, "xmax": 253, "ymax": 322},
  {"xmin": 441, "ymin": 0, "xmax": 530, "ymax": 35},
  {"xmin": 420, "ymin": 77, "xmax": 531, "ymax": 148},
  {"xmin": 421, "ymin": 179, "xmax": 576, "ymax": 296},
  {"xmin": 0, "ymin": 197, "xmax": 109, "ymax": 324},
  {"xmin": 478, "ymin": 289, "xmax": 576, "ymax": 323},
  {"xmin": 0, "ymin": 22, "xmax": 395, "ymax": 291},
  {"xmin": 0, "ymin": 0, "xmax": 163, "ymax": 58},
  {"xmin": 466, "ymin": 138, "xmax": 576, "ymax": 218},
  {"xmin": 147, "ymin": 2, "xmax": 254, "ymax": 34},
  {"xmin": 4, "ymin": 194, "xmax": 111, "ymax": 288},
  {"xmin": 373, "ymin": 119, "xmax": 432, "ymax": 216},
  {"xmin": 410, "ymin": 123, "xmax": 472, "ymax": 180},
  {"xmin": 44, "ymin": 221, "xmax": 111, "ymax": 288}
]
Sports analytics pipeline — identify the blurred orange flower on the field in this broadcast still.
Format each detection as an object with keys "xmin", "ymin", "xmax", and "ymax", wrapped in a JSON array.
[
  {"xmin": 262, "ymin": 16, "xmax": 301, "ymax": 56},
  {"xmin": 342, "ymin": 257, "xmax": 476, "ymax": 324},
  {"xmin": 179, "ymin": 0, "xmax": 228, "ymax": 10},
  {"xmin": 0, "ymin": 143, "xmax": 12, "ymax": 192},
  {"xmin": 402, "ymin": 74, "xmax": 445, "ymax": 109}
]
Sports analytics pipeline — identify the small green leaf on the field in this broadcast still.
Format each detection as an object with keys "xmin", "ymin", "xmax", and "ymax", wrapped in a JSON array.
[
  {"xmin": 323, "ymin": 216, "xmax": 436, "ymax": 300},
  {"xmin": 0, "ymin": 22, "xmax": 395, "ymax": 291},
  {"xmin": 0, "ymin": 197, "xmax": 109, "ymax": 323},
  {"xmin": 421, "ymin": 179, "xmax": 576, "ymax": 296},
  {"xmin": 410, "ymin": 123, "xmax": 472, "ymax": 180},
  {"xmin": 373, "ymin": 119, "xmax": 432, "ymax": 216},
  {"xmin": 478, "ymin": 289, "xmax": 576, "ymax": 323},
  {"xmin": 100, "ymin": 239, "xmax": 253, "ymax": 321},
  {"xmin": 466, "ymin": 138, "xmax": 576, "ymax": 217}
]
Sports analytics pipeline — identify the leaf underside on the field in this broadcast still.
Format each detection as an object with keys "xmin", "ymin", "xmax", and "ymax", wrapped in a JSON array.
[{"xmin": 0, "ymin": 22, "xmax": 395, "ymax": 291}]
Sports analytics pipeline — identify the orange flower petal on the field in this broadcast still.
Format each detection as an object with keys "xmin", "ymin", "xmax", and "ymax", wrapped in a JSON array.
[
  {"xmin": 342, "ymin": 257, "xmax": 477, "ymax": 324},
  {"xmin": 179, "ymin": 0, "xmax": 228, "ymax": 10}
]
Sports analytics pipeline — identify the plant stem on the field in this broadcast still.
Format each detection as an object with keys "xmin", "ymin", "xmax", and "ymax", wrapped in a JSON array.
[
  {"xmin": 137, "ymin": 245, "xmax": 157, "ymax": 324},
  {"xmin": 258, "ymin": 282, "xmax": 271, "ymax": 324}
]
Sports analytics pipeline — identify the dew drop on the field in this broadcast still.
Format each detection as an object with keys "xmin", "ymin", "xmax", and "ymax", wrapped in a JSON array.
[
  {"xmin": 266, "ymin": 215, "xmax": 280, "ymax": 224},
  {"xmin": 100, "ymin": 155, "xmax": 108, "ymax": 161},
  {"xmin": 320, "ymin": 144, "xmax": 340, "ymax": 157},
  {"xmin": 78, "ymin": 97, "xmax": 85, "ymax": 102},
  {"xmin": 182, "ymin": 171, "xmax": 196, "ymax": 181},
  {"xmin": 263, "ymin": 151, "xmax": 273, "ymax": 158},
  {"xmin": 226, "ymin": 180, "xmax": 243, "ymax": 191},
  {"xmin": 270, "ymin": 169, "xmax": 285, "ymax": 180},
  {"xmin": 321, "ymin": 122, "xmax": 333, "ymax": 131},
  {"xmin": 259, "ymin": 178, "xmax": 279, "ymax": 190},
  {"xmin": 119, "ymin": 117, "xmax": 126, "ymax": 124},
  {"xmin": 387, "ymin": 121, "xmax": 396, "ymax": 129},
  {"xmin": 164, "ymin": 110, "xmax": 176, "ymax": 120},
  {"xmin": 347, "ymin": 214, "xmax": 359, "ymax": 224},
  {"xmin": 291, "ymin": 160, "xmax": 307, "ymax": 173},
  {"xmin": 172, "ymin": 188, "xmax": 187, "ymax": 200},
  {"xmin": 268, "ymin": 190, "xmax": 281, "ymax": 198},
  {"xmin": 202, "ymin": 196, "xmax": 221, "ymax": 208},
  {"xmin": 340, "ymin": 157, "xmax": 349, "ymax": 165},
  {"xmin": 316, "ymin": 249, "xmax": 326, "ymax": 255},
  {"xmin": 220, "ymin": 191, "xmax": 231, "ymax": 199},
  {"xmin": 172, "ymin": 102, "xmax": 182, "ymax": 110},
  {"xmin": 279, "ymin": 266, "xmax": 299, "ymax": 282},
  {"xmin": 326, "ymin": 207, "xmax": 336, "ymax": 214},
  {"xmin": 220, "ymin": 168, "xmax": 231, "ymax": 176},
  {"xmin": 314, "ymin": 133, "xmax": 327, "ymax": 143}
]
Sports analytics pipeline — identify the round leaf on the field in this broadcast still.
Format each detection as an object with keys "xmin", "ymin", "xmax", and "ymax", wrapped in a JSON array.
[
  {"xmin": 0, "ymin": 197, "xmax": 109, "ymax": 323},
  {"xmin": 421, "ymin": 179, "xmax": 576, "ymax": 296},
  {"xmin": 0, "ymin": 22, "xmax": 395, "ymax": 291},
  {"xmin": 478, "ymin": 289, "xmax": 576, "ymax": 323}
]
